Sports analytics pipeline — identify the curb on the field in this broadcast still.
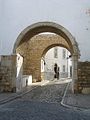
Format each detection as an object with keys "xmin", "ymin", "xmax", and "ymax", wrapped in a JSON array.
[
  {"xmin": 61, "ymin": 82, "xmax": 90, "ymax": 111},
  {"xmin": 40, "ymin": 80, "xmax": 50, "ymax": 86},
  {"xmin": 0, "ymin": 80, "xmax": 50, "ymax": 105},
  {"xmin": 0, "ymin": 86, "xmax": 38, "ymax": 105}
]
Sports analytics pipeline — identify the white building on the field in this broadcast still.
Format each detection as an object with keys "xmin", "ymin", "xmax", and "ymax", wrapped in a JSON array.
[
  {"xmin": 0, "ymin": 0, "xmax": 90, "ymax": 61},
  {"xmin": 41, "ymin": 46, "xmax": 72, "ymax": 80}
]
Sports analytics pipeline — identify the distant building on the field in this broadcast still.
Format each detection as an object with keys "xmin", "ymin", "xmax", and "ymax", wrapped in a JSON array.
[{"xmin": 41, "ymin": 47, "xmax": 72, "ymax": 80}]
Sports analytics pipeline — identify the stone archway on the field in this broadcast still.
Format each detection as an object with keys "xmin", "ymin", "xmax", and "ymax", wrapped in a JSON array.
[{"xmin": 13, "ymin": 22, "xmax": 80, "ymax": 93}]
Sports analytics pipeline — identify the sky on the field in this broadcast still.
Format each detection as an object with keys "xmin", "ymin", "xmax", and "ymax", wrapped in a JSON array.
[{"xmin": 0, "ymin": 0, "xmax": 90, "ymax": 61}]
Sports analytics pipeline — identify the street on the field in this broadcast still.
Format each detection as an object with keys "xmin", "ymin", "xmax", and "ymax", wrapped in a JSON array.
[{"xmin": 0, "ymin": 80, "xmax": 90, "ymax": 120}]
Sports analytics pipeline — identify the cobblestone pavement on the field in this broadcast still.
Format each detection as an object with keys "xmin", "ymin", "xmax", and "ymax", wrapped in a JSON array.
[
  {"xmin": 0, "ymin": 80, "xmax": 90, "ymax": 120},
  {"xmin": 63, "ymin": 82, "xmax": 90, "ymax": 109}
]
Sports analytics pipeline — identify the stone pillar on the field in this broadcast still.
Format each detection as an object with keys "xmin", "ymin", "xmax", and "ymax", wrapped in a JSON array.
[
  {"xmin": 11, "ymin": 55, "xmax": 17, "ymax": 92},
  {"xmin": 33, "ymin": 69, "xmax": 41, "ymax": 82},
  {"xmin": 32, "ymin": 59, "xmax": 42, "ymax": 82},
  {"xmin": 0, "ymin": 55, "xmax": 17, "ymax": 92},
  {"xmin": 72, "ymin": 54, "xmax": 78, "ymax": 93}
]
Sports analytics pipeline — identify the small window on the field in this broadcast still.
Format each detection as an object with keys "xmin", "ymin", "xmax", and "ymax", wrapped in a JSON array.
[
  {"xmin": 63, "ymin": 65, "xmax": 65, "ymax": 72},
  {"xmin": 62, "ymin": 49, "xmax": 66, "ymax": 59},
  {"xmin": 54, "ymin": 47, "xmax": 58, "ymax": 58}
]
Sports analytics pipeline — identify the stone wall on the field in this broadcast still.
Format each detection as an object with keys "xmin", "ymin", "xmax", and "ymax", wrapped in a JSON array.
[
  {"xmin": 78, "ymin": 61, "xmax": 90, "ymax": 94},
  {"xmin": 0, "ymin": 54, "xmax": 24, "ymax": 92},
  {"xmin": 0, "ymin": 55, "xmax": 17, "ymax": 92},
  {"xmin": 16, "ymin": 34, "xmax": 70, "ymax": 82}
]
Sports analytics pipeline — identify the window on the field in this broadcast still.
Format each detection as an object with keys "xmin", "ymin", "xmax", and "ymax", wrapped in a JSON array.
[
  {"xmin": 62, "ymin": 49, "xmax": 66, "ymax": 59},
  {"xmin": 54, "ymin": 47, "xmax": 58, "ymax": 58},
  {"xmin": 63, "ymin": 65, "xmax": 65, "ymax": 72}
]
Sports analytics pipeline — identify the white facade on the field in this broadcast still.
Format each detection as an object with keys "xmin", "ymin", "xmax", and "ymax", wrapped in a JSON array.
[
  {"xmin": 41, "ymin": 47, "xmax": 72, "ymax": 80},
  {"xmin": 0, "ymin": 0, "xmax": 90, "ymax": 61}
]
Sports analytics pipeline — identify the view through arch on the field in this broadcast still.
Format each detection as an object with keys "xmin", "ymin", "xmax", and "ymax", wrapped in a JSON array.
[
  {"xmin": 13, "ymin": 21, "xmax": 80, "ymax": 92},
  {"xmin": 41, "ymin": 46, "xmax": 72, "ymax": 81}
]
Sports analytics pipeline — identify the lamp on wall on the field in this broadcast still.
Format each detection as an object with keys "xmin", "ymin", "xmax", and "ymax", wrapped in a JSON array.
[{"xmin": 66, "ymin": 55, "xmax": 72, "ymax": 59}]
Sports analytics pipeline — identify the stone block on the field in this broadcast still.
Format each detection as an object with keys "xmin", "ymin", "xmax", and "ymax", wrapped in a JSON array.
[{"xmin": 78, "ymin": 61, "xmax": 90, "ymax": 94}]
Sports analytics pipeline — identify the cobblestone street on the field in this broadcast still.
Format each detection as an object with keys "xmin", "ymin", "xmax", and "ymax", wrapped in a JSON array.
[
  {"xmin": 21, "ymin": 80, "xmax": 66, "ymax": 103},
  {"xmin": 0, "ymin": 80, "xmax": 90, "ymax": 120}
]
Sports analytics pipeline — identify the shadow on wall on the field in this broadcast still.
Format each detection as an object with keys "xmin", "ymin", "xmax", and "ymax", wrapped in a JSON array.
[{"xmin": 16, "ymin": 54, "xmax": 32, "ymax": 92}]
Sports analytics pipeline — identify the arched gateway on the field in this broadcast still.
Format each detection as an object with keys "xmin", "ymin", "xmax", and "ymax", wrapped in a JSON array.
[{"xmin": 13, "ymin": 22, "xmax": 80, "ymax": 93}]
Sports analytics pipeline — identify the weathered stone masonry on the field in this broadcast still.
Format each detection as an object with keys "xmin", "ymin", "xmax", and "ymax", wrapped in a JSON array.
[
  {"xmin": 0, "ymin": 22, "xmax": 82, "ymax": 93},
  {"xmin": 13, "ymin": 22, "xmax": 80, "ymax": 93},
  {"xmin": 0, "ymin": 55, "xmax": 17, "ymax": 92},
  {"xmin": 78, "ymin": 61, "xmax": 90, "ymax": 94},
  {"xmin": 16, "ymin": 34, "xmax": 70, "ymax": 81}
]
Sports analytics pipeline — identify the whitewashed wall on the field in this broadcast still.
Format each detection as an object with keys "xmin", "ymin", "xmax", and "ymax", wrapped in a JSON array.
[
  {"xmin": 41, "ymin": 47, "xmax": 72, "ymax": 79},
  {"xmin": 0, "ymin": 0, "xmax": 90, "ymax": 61}
]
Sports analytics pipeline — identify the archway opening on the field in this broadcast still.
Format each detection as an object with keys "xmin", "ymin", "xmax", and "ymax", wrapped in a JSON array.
[
  {"xmin": 13, "ymin": 22, "xmax": 77, "ymax": 54},
  {"xmin": 41, "ymin": 45, "xmax": 72, "ymax": 81},
  {"xmin": 13, "ymin": 21, "xmax": 80, "ymax": 93}
]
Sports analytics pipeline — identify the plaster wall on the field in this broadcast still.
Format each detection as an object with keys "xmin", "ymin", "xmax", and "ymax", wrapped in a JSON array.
[{"xmin": 0, "ymin": 0, "xmax": 90, "ymax": 61}]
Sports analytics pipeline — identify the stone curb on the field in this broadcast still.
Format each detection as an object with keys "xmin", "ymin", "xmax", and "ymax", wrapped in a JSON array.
[
  {"xmin": 61, "ymin": 82, "xmax": 90, "ymax": 111},
  {"xmin": 0, "ymin": 80, "xmax": 50, "ymax": 105},
  {"xmin": 0, "ymin": 86, "xmax": 37, "ymax": 105}
]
